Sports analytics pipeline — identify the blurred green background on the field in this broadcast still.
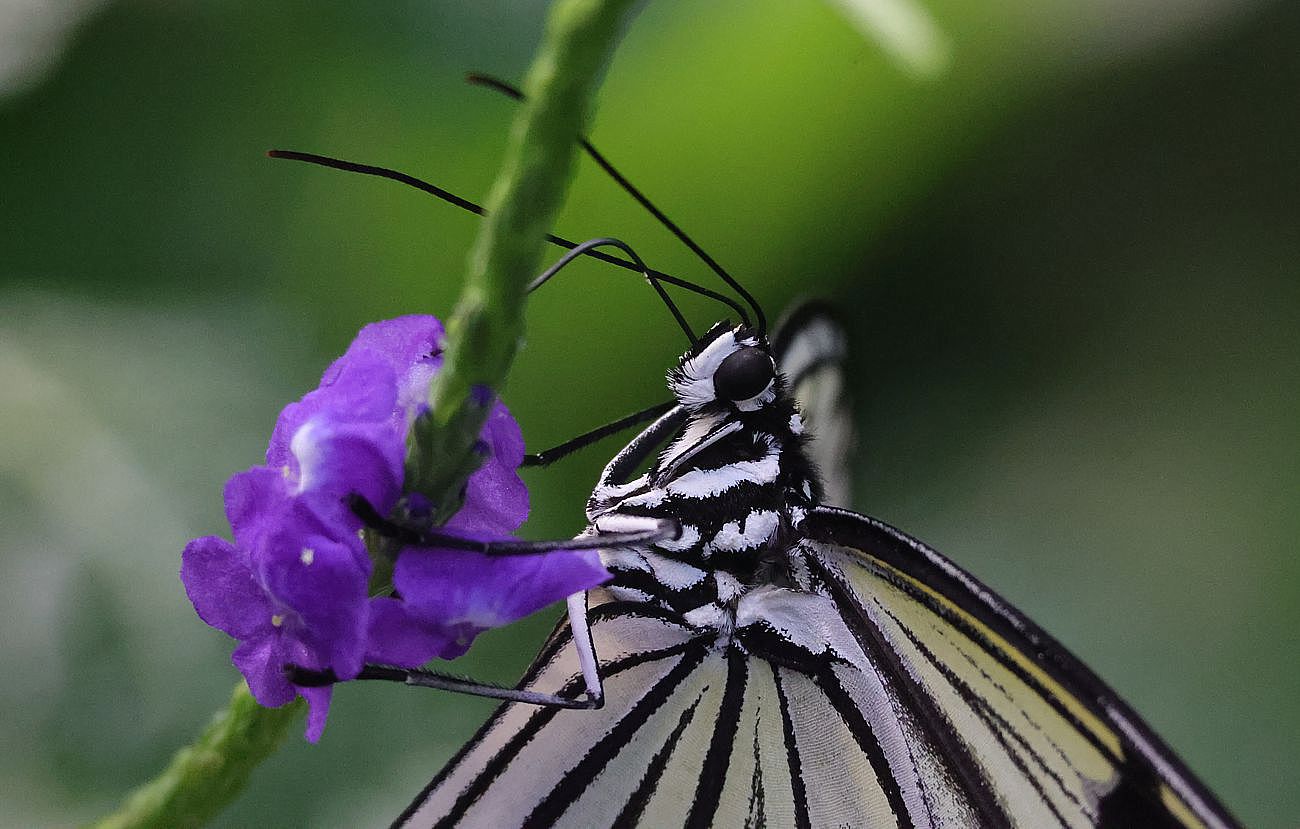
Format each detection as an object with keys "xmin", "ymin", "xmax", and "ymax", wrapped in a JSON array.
[{"xmin": 2, "ymin": 0, "xmax": 1296, "ymax": 826}]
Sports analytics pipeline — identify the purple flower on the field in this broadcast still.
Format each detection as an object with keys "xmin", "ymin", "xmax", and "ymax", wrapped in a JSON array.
[
  {"xmin": 446, "ymin": 400, "xmax": 530, "ymax": 535},
  {"xmin": 266, "ymin": 315, "xmax": 445, "ymax": 474},
  {"xmin": 181, "ymin": 315, "xmax": 609, "ymax": 741},
  {"xmin": 381, "ymin": 406, "xmax": 607, "ymax": 665},
  {"xmin": 395, "ymin": 544, "xmax": 609, "ymax": 660},
  {"xmin": 182, "ymin": 530, "xmax": 364, "ymax": 742}
]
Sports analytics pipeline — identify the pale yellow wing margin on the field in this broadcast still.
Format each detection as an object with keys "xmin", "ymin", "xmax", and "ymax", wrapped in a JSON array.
[{"xmin": 803, "ymin": 505, "xmax": 1240, "ymax": 829}]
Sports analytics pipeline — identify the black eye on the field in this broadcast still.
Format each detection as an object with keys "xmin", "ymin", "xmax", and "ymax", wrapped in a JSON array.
[{"xmin": 713, "ymin": 347, "xmax": 774, "ymax": 402}]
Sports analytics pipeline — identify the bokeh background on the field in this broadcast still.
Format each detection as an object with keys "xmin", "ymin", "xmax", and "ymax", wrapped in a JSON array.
[{"xmin": 2, "ymin": 0, "xmax": 1296, "ymax": 826}]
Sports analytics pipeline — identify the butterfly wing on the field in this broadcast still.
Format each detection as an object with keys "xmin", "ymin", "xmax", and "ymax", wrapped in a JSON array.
[
  {"xmin": 800, "ymin": 505, "xmax": 1241, "ymax": 829},
  {"xmin": 395, "ymin": 513, "xmax": 1239, "ymax": 827},
  {"xmin": 771, "ymin": 301, "xmax": 853, "ymax": 507},
  {"xmin": 396, "ymin": 590, "xmax": 978, "ymax": 829},
  {"xmin": 396, "ymin": 597, "xmax": 830, "ymax": 828},
  {"xmin": 396, "ymin": 599, "xmax": 709, "ymax": 828}
]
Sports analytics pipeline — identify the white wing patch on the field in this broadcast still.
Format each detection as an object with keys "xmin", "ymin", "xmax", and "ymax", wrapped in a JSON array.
[
  {"xmin": 777, "ymin": 314, "xmax": 845, "ymax": 382},
  {"xmin": 797, "ymin": 365, "xmax": 853, "ymax": 506},
  {"xmin": 773, "ymin": 305, "xmax": 853, "ymax": 507}
]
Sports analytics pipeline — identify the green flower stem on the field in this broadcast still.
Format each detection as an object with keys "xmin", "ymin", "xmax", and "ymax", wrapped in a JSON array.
[
  {"xmin": 94, "ymin": 1, "xmax": 638, "ymax": 827},
  {"xmin": 89, "ymin": 684, "xmax": 302, "ymax": 829},
  {"xmin": 405, "ymin": 0, "xmax": 639, "ymax": 520}
]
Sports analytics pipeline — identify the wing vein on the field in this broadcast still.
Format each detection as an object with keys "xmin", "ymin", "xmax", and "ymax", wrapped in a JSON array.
[
  {"xmin": 609, "ymin": 689, "xmax": 707, "ymax": 828},
  {"xmin": 684, "ymin": 647, "xmax": 750, "ymax": 828},
  {"xmin": 773, "ymin": 665, "xmax": 813, "ymax": 829},
  {"xmin": 416, "ymin": 635, "xmax": 704, "ymax": 828},
  {"xmin": 817, "ymin": 665, "xmax": 916, "ymax": 828},
  {"xmin": 811, "ymin": 554, "xmax": 1010, "ymax": 827},
  {"xmin": 874, "ymin": 599, "xmax": 1086, "ymax": 826},
  {"xmin": 521, "ymin": 642, "xmax": 712, "ymax": 828}
]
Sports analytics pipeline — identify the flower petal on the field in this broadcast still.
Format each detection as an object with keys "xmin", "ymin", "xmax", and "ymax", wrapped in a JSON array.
[
  {"xmin": 444, "ymin": 402, "xmax": 529, "ymax": 534},
  {"xmin": 291, "ymin": 417, "xmax": 404, "ymax": 523},
  {"xmin": 223, "ymin": 466, "xmax": 294, "ymax": 554},
  {"xmin": 394, "ymin": 545, "xmax": 609, "ymax": 654},
  {"xmin": 257, "ymin": 532, "xmax": 370, "ymax": 681},
  {"xmin": 481, "ymin": 400, "xmax": 525, "ymax": 468},
  {"xmin": 267, "ymin": 349, "xmax": 398, "ymax": 468},
  {"xmin": 365, "ymin": 597, "xmax": 453, "ymax": 667},
  {"xmin": 232, "ymin": 633, "xmax": 296, "ymax": 709},
  {"xmin": 298, "ymin": 684, "xmax": 334, "ymax": 743},
  {"xmin": 181, "ymin": 535, "xmax": 272, "ymax": 639},
  {"xmin": 350, "ymin": 315, "xmax": 445, "ymax": 379}
]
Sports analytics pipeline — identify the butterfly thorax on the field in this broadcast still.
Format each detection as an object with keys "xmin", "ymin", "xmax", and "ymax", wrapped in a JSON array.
[{"xmin": 585, "ymin": 323, "xmax": 826, "ymax": 630}]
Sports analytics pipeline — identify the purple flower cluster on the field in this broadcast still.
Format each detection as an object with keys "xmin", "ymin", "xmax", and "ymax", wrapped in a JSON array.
[{"xmin": 182, "ymin": 316, "xmax": 607, "ymax": 741}]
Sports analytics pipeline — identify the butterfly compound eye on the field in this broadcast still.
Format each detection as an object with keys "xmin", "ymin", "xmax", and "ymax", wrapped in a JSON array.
[{"xmin": 713, "ymin": 347, "xmax": 774, "ymax": 402}]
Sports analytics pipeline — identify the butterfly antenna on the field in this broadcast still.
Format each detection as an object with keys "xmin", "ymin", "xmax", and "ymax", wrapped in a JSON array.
[
  {"xmin": 531, "ymin": 237, "xmax": 696, "ymax": 344},
  {"xmin": 467, "ymin": 73, "xmax": 768, "ymax": 336},
  {"xmin": 266, "ymin": 149, "xmax": 749, "ymax": 326}
]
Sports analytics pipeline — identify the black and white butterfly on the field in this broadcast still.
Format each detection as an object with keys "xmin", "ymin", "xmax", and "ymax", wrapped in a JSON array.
[
  {"xmin": 276, "ymin": 76, "xmax": 1240, "ymax": 829},
  {"xmin": 389, "ymin": 303, "xmax": 1238, "ymax": 829}
]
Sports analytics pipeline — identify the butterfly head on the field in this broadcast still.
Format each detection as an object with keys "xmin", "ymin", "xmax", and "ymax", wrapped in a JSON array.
[{"xmin": 668, "ymin": 321, "xmax": 778, "ymax": 414}]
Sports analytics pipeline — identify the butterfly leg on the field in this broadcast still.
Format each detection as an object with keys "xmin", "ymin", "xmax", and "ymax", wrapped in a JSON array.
[
  {"xmin": 287, "ymin": 588, "xmax": 607, "ymax": 710},
  {"xmin": 333, "ymin": 588, "xmax": 604, "ymax": 709},
  {"xmin": 288, "ymin": 657, "xmax": 602, "ymax": 710},
  {"xmin": 349, "ymin": 493, "xmax": 680, "ymax": 554},
  {"xmin": 595, "ymin": 403, "xmax": 689, "ymax": 488},
  {"xmin": 285, "ymin": 508, "xmax": 663, "ymax": 708},
  {"xmin": 522, "ymin": 399, "xmax": 675, "ymax": 467},
  {"xmin": 565, "ymin": 590, "xmax": 603, "ymax": 706}
]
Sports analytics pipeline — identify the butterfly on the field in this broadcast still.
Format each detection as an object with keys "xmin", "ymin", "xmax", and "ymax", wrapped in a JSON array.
[
  {"xmin": 272, "ymin": 76, "xmax": 1241, "ymax": 829},
  {"xmin": 391, "ymin": 302, "xmax": 1239, "ymax": 829}
]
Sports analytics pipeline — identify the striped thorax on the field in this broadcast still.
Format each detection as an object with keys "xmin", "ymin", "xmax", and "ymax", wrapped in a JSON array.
[{"xmin": 587, "ymin": 322, "xmax": 822, "ymax": 630}]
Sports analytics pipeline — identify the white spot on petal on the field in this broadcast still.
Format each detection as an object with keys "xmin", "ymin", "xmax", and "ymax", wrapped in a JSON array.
[
  {"xmin": 300, "ymin": 547, "xmax": 315, "ymax": 565},
  {"xmin": 288, "ymin": 419, "xmax": 322, "ymax": 493}
]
